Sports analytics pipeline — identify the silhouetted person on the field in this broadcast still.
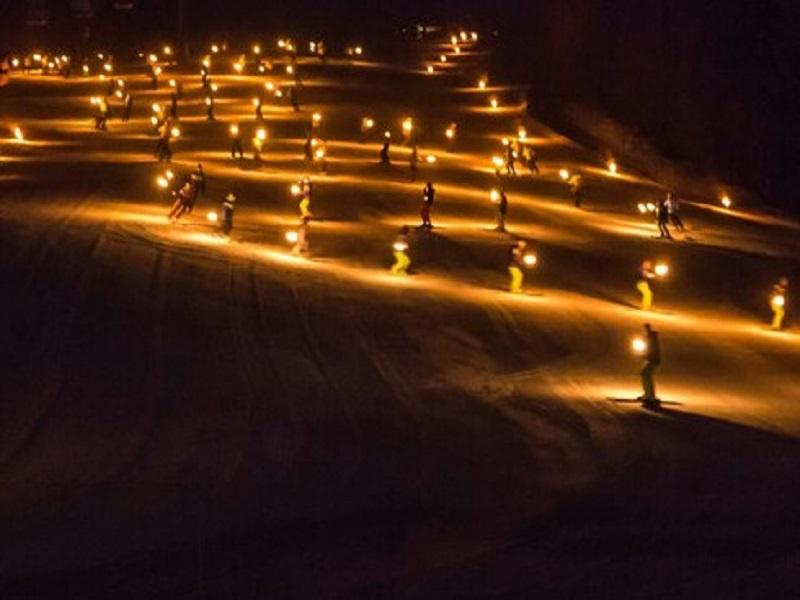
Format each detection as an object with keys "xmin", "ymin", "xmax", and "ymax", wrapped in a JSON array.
[
  {"xmin": 638, "ymin": 323, "xmax": 661, "ymax": 409},
  {"xmin": 94, "ymin": 97, "xmax": 109, "ymax": 130},
  {"xmin": 420, "ymin": 182, "xmax": 435, "ymax": 228},
  {"xmin": 657, "ymin": 200, "xmax": 672, "ymax": 239},
  {"xmin": 568, "ymin": 172, "xmax": 584, "ymax": 208},
  {"xmin": 665, "ymin": 192, "xmax": 685, "ymax": 232},
  {"xmin": 191, "ymin": 164, "xmax": 205, "ymax": 199},
  {"xmin": 380, "ymin": 139, "xmax": 391, "ymax": 165},
  {"xmin": 504, "ymin": 143, "xmax": 516, "ymax": 175},
  {"xmin": 121, "ymin": 92, "xmax": 132, "ymax": 122}
]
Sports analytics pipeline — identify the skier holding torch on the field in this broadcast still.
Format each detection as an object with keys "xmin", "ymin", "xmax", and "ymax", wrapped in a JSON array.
[
  {"xmin": 390, "ymin": 226, "xmax": 411, "ymax": 276},
  {"xmin": 771, "ymin": 277, "xmax": 789, "ymax": 330},
  {"xmin": 633, "ymin": 323, "xmax": 661, "ymax": 409},
  {"xmin": 230, "ymin": 123, "xmax": 244, "ymax": 160},
  {"xmin": 508, "ymin": 239, "xmax": 537, "ymax": 294}
]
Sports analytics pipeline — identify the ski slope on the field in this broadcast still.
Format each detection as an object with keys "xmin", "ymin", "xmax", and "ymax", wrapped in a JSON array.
[{"xmin": 1, "ymin": 36, "xmax": 799, "ymax": 597}]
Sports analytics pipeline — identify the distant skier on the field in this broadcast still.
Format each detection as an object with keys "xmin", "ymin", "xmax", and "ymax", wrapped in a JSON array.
[
  {"xmin": 568, "ymin": 171, "xmax": 584, "ymax": 208},
  {"xmin": 220, "ymin": 193, "xmax": 236, "ymax": 236},
  {"xmin": 168, "ymin": 181, "xmax": 195, "ymax": 222},
  {"xmin": 523, "ymin": 146, "xmax": 540, "ymax": 175},
  {"xmin": 292, "ymin": 216, "xmax": 311, "ymax": 255},
  {"xmin": 252, "ymin": 129, "xmax": 266, "ymax": 163},
  {"xmin": 665, "ymin": 192, "xmax": 685, "ymax": 232},
  {"xmin": 380, "ymin": 138, "xmax": 391, "ymax": 165},
  {"xmin": 303, "ymin": 132, "xmax": 314, "ymax": 162},
  {"xmin": 656, "ymin": 199, "xmax": 672, "ymax": 239},
  {"xmin": 637, "ymin": 260, "xmax": 656, "ymax": 310},
  {"xmin": 205, "ymin": 96, "xmax": 216, "ymax": 121},
  {"xmin": 154, "ymin": 121, "xmax": 174, "ymax": 164},
  {"xmin": 637, "ymin": 323, "xmax": 661, "ymax": 409},
  {"xmin": 494, "ymin": 188, "xmax": 508, "ymax": 232},
  {"xmin": 420, "ymin": 182, "xmax": 435, "ymax": 228},
  {"xmin": 289, "ymin": 84, "xmax": 300, "ymax": 112},
  {"xmin": 390, "ymin": 226, "xmax": 411, "ymax": 276},
  {"xmin": 298, "ymin": 178, "xmax": 313, "ymax": 218},
  {"xmin": 149, "ymin": 64, "xmax": 159, "ymax": 90},
  {"xmin": 504, "ymin": 142, "xmax": 516, "ymax": 176},
  {"xmin": 121, "ymin": 92, "xmax": 133, "ymax": 122},
  {"xmin": 254, "ymin": 97, "xmax": 264, "ymax": 121},
  {"xmin": 170, "ymin": 91, "xmax": 178, "ymax": 118},
  {"xmin": 770, "ymin": 277, "xmax": 789, "ymax": 330},
  {"xmin": 230, "ymin": 124, "xmax": 244, "ymax": 160},
  {"xmin": 94, "ymin": 97, "xmax": 109, "ymax": 130},
  {"xmin": 191, "ymin": 163, "xmax": 206, "ymax": 198},
  {"xmin": 508, "ymin": 239, "xmax": 528, "ymax": 294}
]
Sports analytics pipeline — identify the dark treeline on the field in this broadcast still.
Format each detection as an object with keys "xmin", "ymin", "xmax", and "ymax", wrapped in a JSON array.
[{"xmin": 2, "ymin": 0, "xmax": 798, "ymax": 212}]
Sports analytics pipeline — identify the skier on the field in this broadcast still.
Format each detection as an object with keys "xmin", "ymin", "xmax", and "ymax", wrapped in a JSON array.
[
  {"xmin": 445, "ymin": 122, "xmax": 457, "ymax": 152},
  {"xmin": 508, "ymin": 239, "xmax": 528, "ymax": 294},
  {"xmin": 289, "ymin": 84, "xmax": 300, "ymax": 112},
  {"xmin": 292, "ymin": 216, "xmax": 311, "ymax": 254},
  {"xmin": 254, "ymin": 97, "xmax": 264, "ymax": 121},
  {"xmin": 656, "ymin": 199, "xmax": 672, "ymax": 239},
  {"xmin": 390, "ymin": 226, "xmax": 411, "ymax": 275},
  {"xmin": 637, "ymin": 323, "xmax": 661, "ymax": 409},
  {"xmin": 420, "ymin": 182, "xmax": 435, "ymax": 228},
  {"xmin": 523, "ymin": 145, "xmax": 539, "ymax": 175},
  {"xmin": 504, "ymin": 142, "xmax": 516, "ymax": 176},
  {"xmin": 568, "ymin": 171, "xmax": 584, "ymax": 208},
  {"xmin": 637, "ymin": 260, "xmax": 656, "ymax": 310},
  {"xmin": 230, "ymin": 124, "xmax": 244, "ymax": 160},
  {"xmin": 303, "ymin": 132, "xmax": 314, "ymax": 163},
  {"xmin": 379, "ymin": 138, "xmax": 391, "ymax": 165},
  {"xmin": 154, "ymin": 121, "xmax": 174, "ymax": 163},
  {"xmin": 149, "ymin": 64, "xmax": 159, "ymax": 90},
  {"xmin": 665, "ymin": 192, "xmax": 685, "ymax": 232},
  {"xmin": 298, "ymin": 178, "xmax": 313, "ymax": 218},
  {"xmin": 409, "ymin": 145, "xmax": 419, "ymax": 182},
  {"xmin": 493, "ymin": 188, "xmax": 508, "ymax": 232},
  {"xmin": 169, "ymin": 91, "xmax": 178, "ymax": 118},
  {"xmin": 121, "ymin": 92, "xmax": 132, "ymax": 122},
  {"xmin": 316, "ymin": 141, "xmax": 328, "ymax": 174},
  {"xmin": 94, "ymin": 97, "xmax": 109, "ymax": 130},
  {"xmin": 191, "ymin": 163, "xmax": 206, "ymax": 198},
  {"xmin": 220, "ymin": 193, "xmax": 236, "ymax": 236},
  {"xmin": 168, "ymin": 181, "xmax": 195, "ymax": 222},
  {"xmin": 205, "ymin": 96, "xmax": 216, "ymax": 121},
  {"xmin": 770, "ymin": 277, "xmax": 789, "ymax": 330}
]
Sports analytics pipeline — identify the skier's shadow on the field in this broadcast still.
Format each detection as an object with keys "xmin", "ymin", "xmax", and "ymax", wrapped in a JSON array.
[{"xmin": 606, "ymin": 397, "xmax": 684, "ymax": 408}]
